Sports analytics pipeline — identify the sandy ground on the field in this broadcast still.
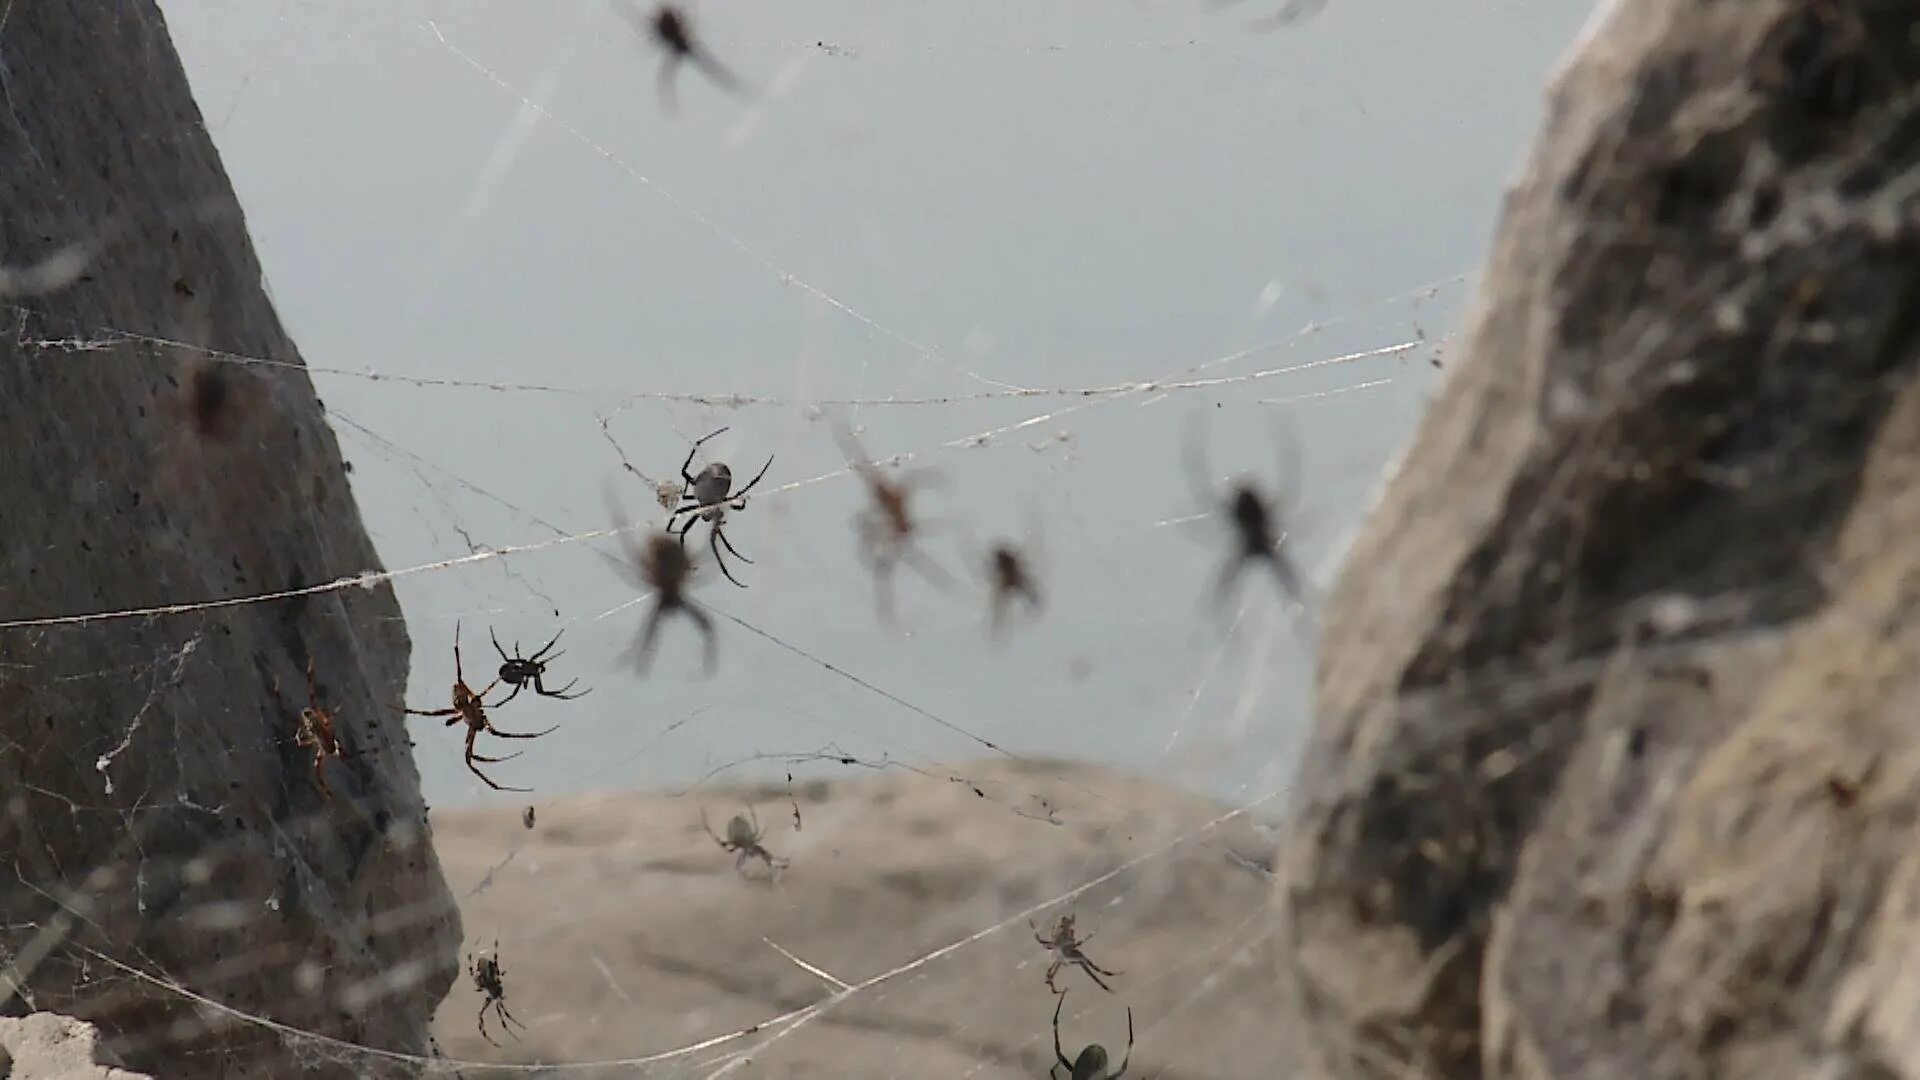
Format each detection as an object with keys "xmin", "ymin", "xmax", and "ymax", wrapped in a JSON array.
[{"xmin": 426, "ymin": 759, "xmax": 1295, "ymax": 1078}]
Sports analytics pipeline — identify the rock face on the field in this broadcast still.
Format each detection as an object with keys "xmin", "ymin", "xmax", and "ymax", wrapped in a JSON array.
[
  {"xmin": 1283, "ymin": 2, "xmax": 1920, "ymax": 1077},
  {"xmin": 0, "ymin": 5, "xmax": 458, "ymax": 1077},
  {"xmin": 0, "ymin": 1012, "xmax": 156, "ymax": 1080}
]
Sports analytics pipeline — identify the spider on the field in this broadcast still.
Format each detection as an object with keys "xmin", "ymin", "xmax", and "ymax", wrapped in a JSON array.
[
  {"xmin": 1051, "ymin": 992, "xmax": 1133, "ymax": 1080},
  {"xmin": 701, "ymin": 804, "xmax": 788, "ymax": 876},
  {"xmin": 489, "ymin": 627, "xmax": 590, "ymax": 705},
  {"xmin": 612, "ymin": 517, "xmax": 718, "ymax": 675},
  {"xmin": 404, "ymin": 623, "xmax": 557, "ymax": 793},
  {"xmin": 1031, "ymin": 913, "xmax": 1121, "ymax": 995},
  {"xmin": 986, "ymin": 541, "xmax": 1044, "ymax": 641},
  {"xmin": 278, "ymin": 658, "xmax": 358, "ymax": 800},
  {"xmin": 666, "ymin": 426, "xmax": 773, "ymax": 589},
  {"xmin": 468, "ymin": 940, "xmax": 526, "ymax": 1047},
  {"xmin": 613, "ymin": 1, "xmax": 741, "ymax": 115},
  {"xmin": 834, "ymin": 422, "xmax": 955, "ymax": 621},
  {"xmin": 1185, "ymin": 421, "xmax": 1305, "ymax": 608}
]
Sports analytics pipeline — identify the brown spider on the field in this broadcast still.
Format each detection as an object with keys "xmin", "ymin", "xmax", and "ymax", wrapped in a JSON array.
[
  {"xmin": 490, "ymin": 627, "xmax": 589, "ymax": 705},
  {"xmin": 701, "ymin": 804, "xmax": 788, "ymax": 876},
  {"xmin": 278, "ymin": 658, "xmax": 358, "ymax": 800},
  {"xmin": 1185, "ymin": 421, "xmax": 1305, "ymax": 608},
  {"xmin": 468, "ymin": 940, "xmax": 525, "ymax": 1047},
  {"xmin": 1032, "ymin": 913, "xmax": 1121, "ymax": 995},
  {"xmin": 612, "ymin": 1, "xmax": 741, "ymax": 115},
  {"xmin": 404, "ymin": 623, "xmax": 556, "ymax": 793},
  {"xmin": 666, "ymin": 426, "xmax": 773, "ymax": 589},
  {"xmin": 986, "ymin": 541, "xmax": 1044, "ymax": 641},
  {"xmin": 1051, "ymin": 992, "xmax": 1133, "ymax": 1080},
  {"xmin": 834, "ymin": 422, "xmax": 955, "ymax": 621},
  {"xmin": 611, "ymin": 513, "xmax": 718, "ymax": 675}
]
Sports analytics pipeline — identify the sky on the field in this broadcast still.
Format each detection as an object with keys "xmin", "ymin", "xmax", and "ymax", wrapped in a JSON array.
[{"xmin": 153, "ymin": 0, "xmax": 1596, "ymax": 811}]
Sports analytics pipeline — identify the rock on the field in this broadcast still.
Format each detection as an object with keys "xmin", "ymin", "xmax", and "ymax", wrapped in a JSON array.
[
  {"xmin": 0, "ymin": 5, "xmax": 459, "ymax": 1077},
  {"xmin": 428, "ymin": 761, "xmax": 1291, "ymax": 1078},
  {"xmin": 1282, "ymin": 1, "xmax": 1920, "ymax": 1076},
  {"xmin": 0, "ymin": 1013, "xmax": 155, "ymax": 1080}
]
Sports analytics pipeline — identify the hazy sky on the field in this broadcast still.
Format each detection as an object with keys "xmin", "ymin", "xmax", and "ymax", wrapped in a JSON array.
[{"xmin": 155, "ymin": 0, "xmax": 1593, "ymax": 810}]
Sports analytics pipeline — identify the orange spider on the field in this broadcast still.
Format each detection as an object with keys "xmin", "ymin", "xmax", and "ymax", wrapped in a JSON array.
[
  {"xmin": 404, "ymin": 623, "xmax": 556, "ymax": 793},
  {"xmin": 285, "ymin": 658, "xmax": 353, "ymax": 800}
]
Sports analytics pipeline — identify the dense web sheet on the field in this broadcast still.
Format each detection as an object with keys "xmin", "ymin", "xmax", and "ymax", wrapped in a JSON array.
[{"xmin": 0, "ymin": 1, "xmax": 1599, "ymax": 1076}]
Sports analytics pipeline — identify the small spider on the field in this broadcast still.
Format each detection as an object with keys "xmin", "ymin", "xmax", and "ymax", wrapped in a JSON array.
[
  {"xmin": 1051, "ymin": 992, "xmax": 1134, "ymax": 1080},
  {"xmin": 279, "ymin": 658, "xmax": 356, "ymax": 800},
  {"xmin": 701, "ymin": 804, "xmax": 788, "ymax": 876},
  {"xmin": 666, "ymin": 427, "xmax": 773, "ymax": 589},
  {"xmin": 834, "ymin": 422, "xmax": 955, "ymax": 621},
  {"xmin": 613, "ymin": 1, "xmax": 741, "ymax": 115},
  {"xmin": 1185, "ymin": 421, "xmax": 1305, "ymax": 608},
  {"xmin": 986, "ymin": 541, "xmax": 1043, "ymax": 641},
  {"xmin": 404, "ymin": 623, "xmax": 557, "ymax": 793},
  {"xmin": 1031, "ymin": 913, "xmax": 1121, "ymax": 995},
  {"xmin": 468, "ymin": 940, "xmax": 526, "ymax": 1047},
  {"xmin": 489, "ymin": 627, "xmax": 590, "ymax": 706},
  {"xmin": 611, "ymin": 514, "xmax": 718, "ymax": 675}
]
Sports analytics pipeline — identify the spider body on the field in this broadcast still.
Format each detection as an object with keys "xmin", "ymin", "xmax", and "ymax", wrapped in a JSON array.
[
  {"xmin": 702, "ymin": 804, "xmax": 787, "ymax": 876},
  {"xmin": 286, "ymin": 658, "xmax": 352, "ymax": 800},
  {"xmin": 490, "ymin": 627, "xmax": 589, "ymax": 705},
  {"xmin": 404, "ymin": 624, "xmax": 556, "ymax": 792},
  {"xmin": 623, "ymin": 530, "xmax": 718, "ymax": 675},
  {"xmin": 666, "ymin": 427, "xmax": 773, "ymax": 588},
  {"xmin": 1032, "ymin": 913, "xmax": 1121, "ymax": 994},
  {"xmin": 835, "ymin": 423, "xmax": 954, "ymax": 621},
  {"xmin": 468, "ymin": 940, "xmax": 525, "ymax": 1047},
  {"xmin": 1051, "ymin": 993, "xmax": 1133, "ymax": 1080}
]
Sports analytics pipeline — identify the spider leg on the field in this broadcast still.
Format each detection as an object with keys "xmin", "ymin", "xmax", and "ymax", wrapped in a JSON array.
[
  {"xmin": 311, "ymin": 754, "xmax": 333, "ymax": 800},
  {"xmin": 405, "ymin": 706, "xmax": 460, "ymax": 718},
  {"xmin": 710, "ymin": 525, "xmax": 748, "ymax": 589},
  {"xmin": 497, "ymin": 1000, "xmax": 526, "ymax": 1036},
  {"xmin": 488, "ymin": 626, "xmax": 513, "ymax": 666},
  {"xmin": 899, "ymin": 541, "xmax": 956, "ymax": 593},
  {"xmin": 1045, "ymin": 958, "xmax": 1065, "ymax": 995},
  {"xmin": 684, "ymin": 602, "xmax": 719, "ymax": 675},
  {"xmin": 1072, "ymin": 957, "xmax": 1117, "ymax": 993},
  {"xmin": 700, "ymin": 808, "xmax": 728, "ymax": 849},
  {"xmin": 533, "ymin": 674, "xmax": 589, "ymax": 700},
  {"xmin": 468, "ymin": 749, "xmax": 526, "ymax": 764},
  {"xmin": 484, "ymin": 720, "xmax": 560, "ymax": 740},
  {"xmin": 1213, "ymin": 552, "xmax": 1250, "ymax": 610},
  {"xmin": 712, "ymin": 521, "xmax": 754, "ymax": 564},
  {"xmin": 526, "ymin": 629, "xmax": 565, "ymax": 664},
  {"xmin": 477, "ymin": 1005, "xmax": 499, "ymax": 1048},
  {"xmin": 491, "ymin": 682, "xmax": 526, "ymax": 708},
  {"xmin": 689, "ymin": 46, "xmax": 741, "ymax": 93},
  {"xmin": 1052, "ymin": 992, "xmax": 1071, "ymax": 1072},
  {"xmin": 656, "ymin": 55, "xmax": 680, "ymax": 116},
  {"xmin": 1112, "ymin": 1007, "xmax": 1134, "ymax": 1079},
  {"xmin": 632, "ymin": 603, "xmax": 668, "ymax": 674},
  {"xmin": 465, "ymin": 726, "xmax": 530, "ymax": 791},
  {"xmin": 731, "ymin": 454, "xmax": 774, "ymax": 499}
]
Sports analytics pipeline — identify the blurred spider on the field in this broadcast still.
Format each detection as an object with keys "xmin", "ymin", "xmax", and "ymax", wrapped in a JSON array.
[
  {"xmin": 468, "ymin": 940, "xmax": 525, "ymax": 1047},
  {"xmin": 986, "ymin": 540, "xmax": 1043, "ymax": 641},
  {"xmin": 490, "ymin": 627, "xmax": 589, "ymax": 705},
  {"xmin": 614, "ymin": 518, "xmax": 718, "ymax": 675},
  {"xmin": 404, "ymin": 623, "xmax": 557, "ymax": 793},
  {"xmin": 834, "ymin": 422, "xmax": 955, "ymax": 621},
  {"xmin": 1208, "ymin": 0, "xmax": 1328, "ymax": 31},
  {"xmin": 1051, "ymin": 992, "xmax": 1134, "ymax": 1080},
  {"xmin": 701, "ymin": 804, "xmax": 788, "ymax": 876},
  {"xmin": 278, "ymin": 658, "xmax": 358, "ymax": 800},
  {"xmin": 1185, "ymin": 420, "xmax": 1305, "ymax": 608},
  {"xmin": 1032, "ymin": 913, "xmax": 1120, "ymax": 995},
  {"xmin": 613, "ymin": 1, "xmax": 741, "ymax": 115},
  {"xmin": 666, "ymin": 426, "xmax": 773, "ymax": 588}
]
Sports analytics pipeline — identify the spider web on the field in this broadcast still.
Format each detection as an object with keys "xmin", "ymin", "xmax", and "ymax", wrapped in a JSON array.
[{"xmin": 0, "ymin": 0, "xmax": 1601, "ymax": 1076}]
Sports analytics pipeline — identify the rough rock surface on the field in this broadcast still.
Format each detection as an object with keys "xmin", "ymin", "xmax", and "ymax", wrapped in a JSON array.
[
  {"xmin": 1282, "ymin": 1, "xmax": 1920, "ymax": 1077},
  {"xmin": 0, "ymin": 5, "xmax": 459, "ymax": 1077},
  {"xmin": 0, "ymin": 1012, "xmax": 155, "ymax": 1080}
]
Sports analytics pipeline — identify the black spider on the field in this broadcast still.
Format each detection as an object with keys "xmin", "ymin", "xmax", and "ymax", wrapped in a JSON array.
[
  {"xmin": 666, "ymin": 426, "xmax": 773, "ymax": 589},
  {"xmin": 489, "ymin": 627, "xmax": 590, "ymax": 706},
  {"xmin": 614, "ymin": 2, "xmax": 742, "ymax": 115},
  {"xmin": 1185, "ymin": 420, "xmax": 1305, "ymax": 607}
]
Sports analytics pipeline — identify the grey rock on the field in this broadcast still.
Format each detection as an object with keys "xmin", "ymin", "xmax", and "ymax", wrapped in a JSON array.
[
  {"xmin": 0, "ymin": 1013, "xmax": 154, "ymax": 1080},
  {"xmin": 1283, "ymin": 1, "xmax": 1920, "ymax": 1076},
  {"xmin": 0, "ymin": 4, "xmax": 459, "ymax": 1077}
]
